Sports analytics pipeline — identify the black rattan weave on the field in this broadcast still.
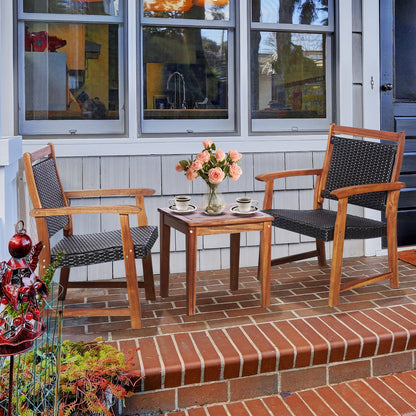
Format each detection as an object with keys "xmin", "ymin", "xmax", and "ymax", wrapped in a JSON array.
[
  {"xmin": 32, "ymin": 157, "xmax": 70, "ymax": 237},
  {"xmin": 321, "ymin": 136, "xmax": 397, "ymax": 210},
  {"xmin": 264, "ymin": 209, "xmax": 387, "ymax": 242},
  {"xmin": 263, "ymin": 135, "xmax": 397, "ymax": 244},
  {"xmin": 50, "ymin": 226, "xmax": 158, "ymax": 268},
  {"xmin": 32, "ymin": 156, "xmax": 158, "ymax": 269}
]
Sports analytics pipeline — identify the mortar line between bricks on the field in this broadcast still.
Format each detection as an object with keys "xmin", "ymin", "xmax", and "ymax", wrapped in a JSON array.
[
  {"xmin": 205, "ymin": 330, "xmax": 226, "ymax": 380},
  {"xmin": 333, "ymin": 313, "xmax": 365, "ymax": 357},
  {"xmin": 222, "ymin": 328, "xmax": 244, "ymax": 378},
  {"xmin": 372, "ymin": 308, "xmax": 412, "ymax": 350},
  {"xmin": 271, "ymin": 321, "xmax": 298, "ymax": 369},
  {"xmin": 239, "ymin": 326, "xmax": 263, "ymax": 374}
]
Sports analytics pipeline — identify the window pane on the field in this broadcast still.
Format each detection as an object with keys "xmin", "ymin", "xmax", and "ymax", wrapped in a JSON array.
[
  {"xmin": 251, "ymin": 31, "xmax": 326, "ymax": 119},
  {"xmin": 143, "ymin": 27, "xmax": 228, "ymax": 120},
  {"xmin": 23, "ymin": 0, "xmax": 120, "ymax": 16},
  {"xmin": 252, "ymin": 0, "xmax": 328, "ymax": 25},
  {"xmin": 143, "ymin": 0, "xmax": 230, "ymax": 21},
  {"xmin": 24, "ymin": 22, "xmax": 119, "ymax": 121}
]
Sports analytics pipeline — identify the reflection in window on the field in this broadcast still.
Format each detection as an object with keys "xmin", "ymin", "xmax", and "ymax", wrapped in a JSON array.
[
  {"xmin": 252, "ymin": 0, "xmax": 328, "ymax": 25},
  {"xmin": 143, "ymin": 27, "xmax": 228, "ymax": 120},
  {"xmin": 23, "ymin": 0, "xmax": 120, "ymax": 16},
  {"xmin": 251, "ymin": 31, "xmax": 326, "ymax": 119},
  {"xmin": 143, "ymin": 0, "xmax": 230, "ymax": 20},
  {"xmin": 24, "ymin": 22, "xmax": 119, "ymax": 121}
]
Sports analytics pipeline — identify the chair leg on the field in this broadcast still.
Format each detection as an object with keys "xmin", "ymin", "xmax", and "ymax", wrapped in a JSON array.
[
  {"xmin": 316, "ymin": 240, "xmax": 327, "ymax": 266},
  {"xmin": 120, "ymin": 215, "xmax": 142, "ymax": 329},
  {"xmin": 328, "ymin": 236, "xmax": 345, "ymax": 307},
  {"xmin": 142, "ymin": 253, "xmax": 156, "ymax": 300},
  {"xmin": 328, "ymin": 199, "xmax": 348, "ymax": 307},
  {"xmin": 58, "ymin": 267, "xmax": 70, "ymax": 301},
  {"xmin": 386, "ymin": 218, "xmax": 399, "ymax": 289}
]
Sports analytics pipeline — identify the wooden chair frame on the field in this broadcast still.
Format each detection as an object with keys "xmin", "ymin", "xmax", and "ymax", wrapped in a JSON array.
[
  {"xmin": 256, "ymin": 124, "xmax": 406, "ymax": 306},
  {"xmin": 24, "ymin": 143, "xmax": 156, "ymax": 329}
]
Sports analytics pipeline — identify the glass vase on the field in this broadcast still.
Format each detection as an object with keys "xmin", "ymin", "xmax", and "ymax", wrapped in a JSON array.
[{"xmin": 201, "ymin": 183, "xmax": 226, "ymax": 215}]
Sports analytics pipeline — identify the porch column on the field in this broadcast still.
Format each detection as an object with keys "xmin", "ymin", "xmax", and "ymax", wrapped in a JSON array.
[
  {"xmin": 0, "ymin": 1, "xmax": 23, "ymax": 258},
  {"xmin": 0, "ymin": 137, "xmax": 23, "ymax": 259}
]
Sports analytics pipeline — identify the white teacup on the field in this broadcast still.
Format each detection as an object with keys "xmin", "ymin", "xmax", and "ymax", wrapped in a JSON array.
[
  {"xmin": 169, "ymin": 195, "xmax": 191, "ymax": 211},
  {"xmin": 236, "ymin": 197, "xmax": 258, "ymax": 212}
]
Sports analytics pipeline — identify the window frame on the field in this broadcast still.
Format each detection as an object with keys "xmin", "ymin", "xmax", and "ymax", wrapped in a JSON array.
[
  {"xmin": 17, "ymin": 5, "xmax": 125, "ymax": 136},
  {"xmin": 138, "ymin": 1, "xmax": 237, "ymax": 135},
  {"xmin": 250, "ymin": 1, "xmax": 335, "ymax": 133}
]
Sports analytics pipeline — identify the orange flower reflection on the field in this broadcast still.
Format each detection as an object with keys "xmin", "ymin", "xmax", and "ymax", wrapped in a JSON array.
[
  {"xmin": 193, "ymin": 0, "xmax": 230, "ymax": 6},
  {"xmin": 144, "ymin": 0, "xmax": 193, "ymax": 12},
  {"xmin": 144, "ymin": 0, "xmax": 229, "ymax": 12}
]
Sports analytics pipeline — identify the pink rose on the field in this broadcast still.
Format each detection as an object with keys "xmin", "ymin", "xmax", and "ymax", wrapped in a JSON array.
[
  {"xmin": 203, "ymin": 139, "xmax": 213, "ymax": 149},
  {"xmin": 175, "ymin": 162, "xmax": 184, "ymax": 172},
  {"xmin": 191, "ymin": 159, "xmax": 203, "ymax": 171},
  {"xmin": 228, "ymin": 149, "xmax": 242, "ymax": 162},
  {"xmin": 215, "ymin": 149, "xmax": 226, "ymax": 161},
  {"xmin": 196, "ymin": 150, "xmax": 210, "ymax": 163},
  {"xmin": 229, "ymin": 163, "xmax": 242, "ymax": 181},
  {"xmin": 208, "ymin": 167, "xmax": 225, "ymax": 184},
  {"xmin": 186, "ymin": 168, "xmax": 198, "ymax": 181}
]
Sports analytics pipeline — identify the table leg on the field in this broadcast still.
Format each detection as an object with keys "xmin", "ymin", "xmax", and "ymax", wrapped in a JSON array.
[
  {"xmin": 160, "ymin": 212, "xmax": 171, "ymax": 298},
  {"xmin": 230, "ymin": 233, "xmax": 240, "ymax": 291},
  {"xmin": 259, "ymin": 222, "xmax": 272, "ymax": 307},
  {"xmin": 186, "ymin": 228, "xmax": 198, "ymax": 315}
]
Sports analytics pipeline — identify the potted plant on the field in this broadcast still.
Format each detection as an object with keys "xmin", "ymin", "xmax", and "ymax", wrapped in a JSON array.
[
  {"xmin": 0, "ymin": 338, "xmax": 140, "ymax": 416},
  {"xmin": 58, "ymin": 338, "xmax": 141, "ymax": 416}
]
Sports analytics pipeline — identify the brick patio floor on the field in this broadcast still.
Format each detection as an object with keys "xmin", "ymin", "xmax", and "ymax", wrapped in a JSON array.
[
  {"xmin": 62, "ymin": 256, "xmax": 416, "ymax": 342},
  {"xmin": 61, "ymin": 255, "xmax": 416, "ymax": 415}
]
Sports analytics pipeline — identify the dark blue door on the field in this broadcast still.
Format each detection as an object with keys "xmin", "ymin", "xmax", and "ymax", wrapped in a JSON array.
[{"xmin": 381, "ymin": 0, "xmax": 416, "ymax": 246}]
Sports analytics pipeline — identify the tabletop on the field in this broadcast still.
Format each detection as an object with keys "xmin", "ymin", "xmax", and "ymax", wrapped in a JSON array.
[{"xmin": 158, "ymin": 205, "xmax": 273, "ymax": 228}]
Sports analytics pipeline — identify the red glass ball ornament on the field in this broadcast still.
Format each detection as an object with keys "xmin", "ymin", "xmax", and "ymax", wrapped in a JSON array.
[
  {"xmin": 25, "ymin": 312, "xmax": 33, "ymax": 321},
  {"xmin": 0, "ymin": 298, "xmax": 8, "ymax": 305},
  {"xmin": 13, "ymin": 317, "xmax": 23, "ymax": 326},
  {"xmin": 8, "ymin": 221, "xmax": 32, "ymax": 258}
]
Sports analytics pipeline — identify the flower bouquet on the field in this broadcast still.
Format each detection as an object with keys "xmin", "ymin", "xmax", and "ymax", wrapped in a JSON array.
[{"xmin": 176, "ymin": 139, "xmax": 242, "ymax": 214}]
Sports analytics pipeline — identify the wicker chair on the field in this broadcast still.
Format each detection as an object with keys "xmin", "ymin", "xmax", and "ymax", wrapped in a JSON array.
[
  {"xmin": 23, "ymin": 143, "xmax": 158, "ymax": 329},
  {"xmin": 256, "ymin": 124, "xmax": 406, "ymax": 306}
]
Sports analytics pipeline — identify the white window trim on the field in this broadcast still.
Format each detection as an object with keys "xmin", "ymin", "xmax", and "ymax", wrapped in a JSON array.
[
  {"xmin": 13, "ymin": 0, "xmax": 371, "ymax": 157},
  {"xmin": 250, "ymin": 2, "xmax": 335, "ymax": 133},
  {"xmin": 139, "ymin": 1, "xmax": 236, "ymax": 134},
  {"xmin": 17, "ymin": 5, "xmax": 125, "ymax": 135}
]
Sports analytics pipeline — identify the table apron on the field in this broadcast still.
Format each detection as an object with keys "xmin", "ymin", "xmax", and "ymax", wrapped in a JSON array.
[{"xmin": 193, "ymin": 222, "xmax": 270, "ymax": 236}]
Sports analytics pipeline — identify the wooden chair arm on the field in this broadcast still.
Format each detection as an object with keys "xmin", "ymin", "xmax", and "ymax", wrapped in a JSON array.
[
  {"xmin": 64, "ymin": 188, "xmax": 155, "ymax": 198},
  {"xmin": 255, "ymin": 168, "xmax": 323, "ymax": 183},
  {"xmin": 330, "ymin": 182, "xmax": 406, "ymax": 199},
  {"xmin": 256, "ymin": 169, "xmax": 323, "ymax": 210},
  {"xmin": 30, "ymin": 205, "xmax": 142, "ymax": 217}
]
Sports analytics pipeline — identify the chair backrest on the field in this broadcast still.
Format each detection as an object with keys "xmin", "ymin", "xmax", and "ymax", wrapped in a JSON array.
[
  {"xmin": 23, "ymin": 143, "xmax": 71, "ymax": 238},
  {"xmin": 318, "ymin": 124, "xmax": 405, "ymax": 211}
]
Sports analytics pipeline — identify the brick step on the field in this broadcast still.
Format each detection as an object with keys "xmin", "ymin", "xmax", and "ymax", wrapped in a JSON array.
[
  {"xmin": 121, "ymin": 303, "xmax": 416, "ymax": 415},
  {"xmin": 153, "ymin": 369, "xmax": 416, "ymax": 416}
]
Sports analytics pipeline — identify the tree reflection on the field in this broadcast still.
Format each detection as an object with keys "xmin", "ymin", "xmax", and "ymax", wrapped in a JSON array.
[{"xmin": 251, "ymin": 0, "xmax": 327, "ymax": 118}]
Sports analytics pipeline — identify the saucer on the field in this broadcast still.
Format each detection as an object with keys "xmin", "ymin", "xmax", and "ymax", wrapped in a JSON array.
[
  {"xmin": 168, "ymin": 204, "xmax": 197, "ymax": 214},
  {"xmin": 230, "ymin": 205, "xmax": 259, "ymax": 215}
]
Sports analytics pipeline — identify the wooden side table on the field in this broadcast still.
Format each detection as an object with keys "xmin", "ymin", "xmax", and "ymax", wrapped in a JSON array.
[{"xmin": 158, "ymin": 206, "xmax": 273, "ymax": 315}]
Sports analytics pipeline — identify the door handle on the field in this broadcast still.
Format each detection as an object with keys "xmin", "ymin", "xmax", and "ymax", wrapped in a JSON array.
[{"xmin": 381, "ymin": 82, "xmax": 393, "ymax": 91}]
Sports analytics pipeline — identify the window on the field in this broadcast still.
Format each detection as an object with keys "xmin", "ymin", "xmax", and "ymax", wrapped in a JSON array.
[
  {"xmin": 18, "ymin": 0, "xmax": 124, "ymax": 135},
  {"xmin": 250, "ymin": 0, "xmax": 333, "ymax": 132},
  {"xmin": 17, "ymin": 1, "xmax": 335, "ymax": 137},
  {"xmin": 140, "ymin": 0, "xmax": 235, "ymax": 134}
]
